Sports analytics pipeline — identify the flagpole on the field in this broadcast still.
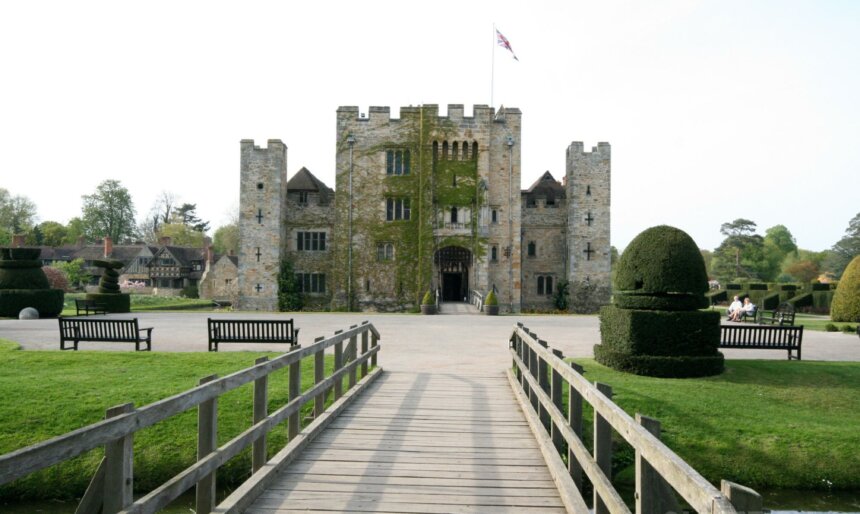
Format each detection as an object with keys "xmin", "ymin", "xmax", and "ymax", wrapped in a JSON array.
[{"xmin": 491, "ymin": 23, "xmax": 495, "ymax": 109}]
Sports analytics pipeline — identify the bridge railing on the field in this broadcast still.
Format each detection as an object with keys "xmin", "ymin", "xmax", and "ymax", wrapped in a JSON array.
[
  {"xmin": 509, "ymin": 323, "xmax": 762, "ymax": 514},
  {"xmin": 470, "ymin": 289, "xmax": 485, "ymax": 312},
  {"xmin": 0, "ymin": 321, "xmax": 382, "ymax": 514}
]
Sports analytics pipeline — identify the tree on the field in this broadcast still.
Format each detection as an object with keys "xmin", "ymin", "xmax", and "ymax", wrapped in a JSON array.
[
  {"xmin": 173, "ymin": 203, "xmax": 210, "ymax": 232},
  {"xmin": 28, "ymin": 221, "xmax": 68, "ymax": 246},
  {"xmin": 52, "ymin": 258, "xmax": 88, "ymax": 290},
  {"xmin": 826, "ymin": 212, "xmax": 860, "ymax": 279},
  {"xmin": 157, "ymin": 223, "xmax": 205, "ymax": 247},
  {"xmin": 81, "ymin": 180, "xmax": 137, "ymax": 242},
  {"xmin": 785, "ymin": 260, "xmax": 820, "ymax": 283},
  {"xmin": 711, "ymin": 219, "xmax": 765, "ymax": 281},
  {"xmin": 761, "ymin": 225, "xmax": 798, "ymax": 281},
  {"xmin": 213, "ymin": 222, "xmax": 239, "ymax": 255},
  {"xmin": 0, "ymin": 188, "xmax": 38, "ymax": 235},
  {"xmin": 64, "ymin": 217, "xmax": 86, "ymax": 245}
]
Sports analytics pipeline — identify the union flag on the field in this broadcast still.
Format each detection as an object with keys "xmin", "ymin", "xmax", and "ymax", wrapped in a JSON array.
[{"xmin": 496, "ymin": 29, "xmax": 519, "ymax": 61}]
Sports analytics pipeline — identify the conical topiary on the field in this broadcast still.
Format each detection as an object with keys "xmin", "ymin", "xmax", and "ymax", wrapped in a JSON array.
[
  {"xmin": 594, "ymin": 226, "xmax": 724, "ymax": 378},
  {"xmin": 831, "ymin": 255, "xmax": 860, "ymax": 322},
  {"xmin": 86, "ymin": 259, "xmax": 130, "ymax": 313}
]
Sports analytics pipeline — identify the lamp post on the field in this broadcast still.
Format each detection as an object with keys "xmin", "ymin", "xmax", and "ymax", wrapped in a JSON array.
[
  {"xmin": 346, "ymin": 134, "xmax": 355, "ymax": 311},
  {"xmin": 506, "ymin": 135, "xmax": 515, "ymax": 313}
]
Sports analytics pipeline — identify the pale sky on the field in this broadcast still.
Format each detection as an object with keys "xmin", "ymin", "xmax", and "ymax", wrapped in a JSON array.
[{"xmin": 1, "ymin": 0, "xmax": 857, "ymax": 252}]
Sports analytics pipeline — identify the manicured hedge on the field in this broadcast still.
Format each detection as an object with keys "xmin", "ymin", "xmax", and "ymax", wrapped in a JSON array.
[
  {"xmin": 0, "ymin": 289, "xmax": 64, "ymax": 317},
  {"xmin": 810, "ymin": 283, "xmax": 832, "ymax": 292},
  {"xmin": 598, "ymin": 305, "xmax": 721, "ymax": 356},
  {"xmin": 0, "ymin": 262, "xmax": 50, "ymax": 290},
  {"xmin": 706, "ymin": 290, "xmax": 727, "ymax": 304},
  {"xmin": 787, "ymin": 292, "xmax": 813, "ymax": 309},
  {"xmin": 613, "ymin": 226, "xmax": 708, "ymax": 309},
  {"xmin": 592, "ymin": 346, "xmax": 725, "ymax": 378},
  {"xmin": 86, "ymin": 293, "xmax": 131, "ymax": 313},
  {"xmin": 614, "ymin": 292, "xmax": 708, "ymax": 311},
  {"xmin": 831, "ymin": 256, "xmax": 860, "ymax": 322},
  {"xmin": 761, "ymin": 292, "xmax": 781, "ymax": 311},
  {"xmin": 748, "ymin": 283, "xmax": 768, "ymax": 290}
]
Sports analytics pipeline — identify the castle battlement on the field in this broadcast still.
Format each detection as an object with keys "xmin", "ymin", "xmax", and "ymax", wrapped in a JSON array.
[
  {"xmin": 567, "ymin": 141, "xmax": 610, "ymax": 158},
  {"xmin": 240, "ymin": 139, "xmax": 286, "ymax": 152},
  {"xmin": 336, "ymin": 104, "xmax": 516, "ymax": 125}
]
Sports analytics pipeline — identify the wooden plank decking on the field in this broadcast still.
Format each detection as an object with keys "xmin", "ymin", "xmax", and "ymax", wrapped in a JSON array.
[{"xmin": 245, "ymin": 371, "xmax": 566, "ymax": 513}]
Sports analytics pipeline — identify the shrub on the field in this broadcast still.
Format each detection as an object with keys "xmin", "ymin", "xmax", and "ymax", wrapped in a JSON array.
[
  {"xmin": 831, "ymin": 256, "xmax": 860, "ymax": 322},
  {"xmin": 277, "ymin": 259, "xmax": 303, "ymax": 312},
  {"xmin": 0, "ymin": 289, "xmax": 64, "ymax": 317},
  {"xmin": 485, "ymin": 290, "xmax": 498, "ymax": 306},
  {"xmin": 553, "ymin": 279, "xmax": 570, "ymax": 311},
  {"xmin": 421, "ymin": 290, "xmax": 433, "ymax": 305},
  {"xmin": 613, "ymin": 226, "xmax": 709, "ymax": 310},
  {"xmin": 824, "ymin": 323, "xmax": 839, "ymax": 332},
  {"xmin": 180, "ymin": 285, "xmax": 199, "ymax": 299},
  {"xmin": 86, "ymin": 293, "xmax": 130, "ymax": 313},
  {"xmin": 841, "ymin": 324, "xmax": 857, "ymax": 334},
  {"xmin": 41, "ymin": 266, "xmax": 69, "ymax": 292}
]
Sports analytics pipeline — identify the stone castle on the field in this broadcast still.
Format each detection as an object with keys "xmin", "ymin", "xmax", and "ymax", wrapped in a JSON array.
[{"xmin": 237, "ymin": 104, "xmax": 610, "ymax": 313}]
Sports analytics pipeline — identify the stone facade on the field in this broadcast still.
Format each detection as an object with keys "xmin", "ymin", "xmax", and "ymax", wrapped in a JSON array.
[
  {"xmin": 199, "ymin": 254, "xmax": 238, "ymax": 304},
  {"xmin": 237, "ymin": 105, "xmax": 610, "ymax": 313}
]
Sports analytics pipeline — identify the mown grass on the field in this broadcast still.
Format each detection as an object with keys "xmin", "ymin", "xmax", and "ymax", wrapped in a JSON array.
[
  {"xmin": 0, "ymin": 340, "xmax": 344, "ymax": 501},
  {"xmin": 569, "ymin": 359, "xmax": 860, "ymax": 492}
]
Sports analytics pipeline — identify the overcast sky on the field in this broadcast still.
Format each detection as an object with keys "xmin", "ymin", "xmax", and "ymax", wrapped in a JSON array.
[{"xmin": 1, "ymin": 0, "xmax": 857, "ymax": 252}]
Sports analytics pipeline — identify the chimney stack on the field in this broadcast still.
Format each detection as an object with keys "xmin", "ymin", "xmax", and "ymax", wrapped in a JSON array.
[
  {"xmin": 104, "ymin": 236, "xmax": 113, "ymax": 258},
  {"xmin": 206, "ymin": 244, "xmax": 214, "ymax": 264}
]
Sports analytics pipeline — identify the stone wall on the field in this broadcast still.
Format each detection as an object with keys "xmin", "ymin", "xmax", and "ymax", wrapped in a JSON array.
[
  {"xmin": 566, "ymin": 142, "xmax": 611, "ymax": 312},
  {"xmin": 521, "ymin": 197, "xmax": 567, "ymax": 310},
  {"xmin": 199, "ymin": 255, "xmax": 238, "ymax": 304},
  {"xmin": 237, "ymin": 139, "xmax": 286, "ymax": 311}
]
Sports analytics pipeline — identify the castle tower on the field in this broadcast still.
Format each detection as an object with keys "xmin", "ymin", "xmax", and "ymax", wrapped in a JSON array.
[
  {"xmin": 237, "ymin": 139, "xmax": 287, "ymax": 311},
  {"xmin": 566, "ymin": 142, "xmax": 611, "ymax": 312}
]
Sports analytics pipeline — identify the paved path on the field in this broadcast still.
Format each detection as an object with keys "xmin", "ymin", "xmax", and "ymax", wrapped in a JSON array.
[
  {"xmin": 1, "ymin": 312, "xmax": 858, "ymax": 369},
  {"xmin": 246, "ymin": 371, "xmax": 566, "ymax": 513}
]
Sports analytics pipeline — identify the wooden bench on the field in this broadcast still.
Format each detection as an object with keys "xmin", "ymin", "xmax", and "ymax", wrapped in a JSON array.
[
  {"xmin": 207, "ymin": 318, "xmax": 299, "ymax": 352},
  {"xmin": 757, "ymin": 302, "xmax": 796, "ymax": 326},
  {"xmin": 58, "ymin": 317, "xmax": 153, "ymax": 351},
  {"xmin": 719, "ymin": 324, "xmax": 803, "ymax": 360},
  {"xmin": 74, "ymin": 298, "xmax": 108, "ymax": 316}
]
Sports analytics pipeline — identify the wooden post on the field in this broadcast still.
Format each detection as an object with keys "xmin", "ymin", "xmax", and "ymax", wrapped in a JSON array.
[
  {"xmin": 537, "ymin": 340, "xmax": 551, "ymax": 430},
  {"xmin": 513, "ymin": 334, "xmax": 522, "ymax": 381},
  {"xmin": 528, "ymin": 344, "xmax": 539, "ymax": 412},
  {"xmin": 551, "ymin": 349, "xmax": 564, "ymax": 456},
  {"xmin": 289, "ymin": 354, "xmax": 301, "ymax": 440},
  {"xmin": 334, "ymin": 329, "xmax": 343, "ymax": 400},
  {"xmin": 314, "ymin": 340, "xmax": 325, "ymax": 418},
  {"xmin": 568, "ymin": 362, "xmax": 584, "ymax": 490},
  {"xmin": 252, "ymin": 357, "xmax": 268, "ymax": 474},
  {"xmin": 103, "ymin": 402, "xmax": 134, "ymax": 514},
  {"xmin": 370, "ymin": 331, "xmax": 378, "ymax": 368},
  {"xmin": 593, "ymin": 382, "xmax": 613, "ymax": 514},
  {"xmin": 196, "ymin": 375, "xmax": 218, "ymax": 514},
  {"xmin": 721, "ymin": 480, "xmax": 764, "ymax": 513},
  {"xmin": 348, "ymin": 325, "xmax": 358, "ymax": 389},
  {"xmin": 636, "ymin": 414, "xmax": 681, "ymax": 514},
  {"xmin": 360, "ymin": 328, "xmax": 369, "ymax": 378}
]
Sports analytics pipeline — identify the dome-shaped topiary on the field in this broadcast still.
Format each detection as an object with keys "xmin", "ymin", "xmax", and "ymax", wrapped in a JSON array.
[
  {"xmin": 831, "ymin": 255, "xmax": 860, "ymax": 322},
  {"xmin": 614, "ymin": 225, "xmax": 709, "ymax": 311}
]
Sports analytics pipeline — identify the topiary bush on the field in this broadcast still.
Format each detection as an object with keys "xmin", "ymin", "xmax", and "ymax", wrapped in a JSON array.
[
  {"xmin": 0, "ymin": 247, "xmax": 64, "ymax": 317},
  {"xmin": 421, "ymin": 290, "xmax": 433, "ymax": 305},
  {"xmin": 595, "ymin": 226, "xmax": 723, "ymax": 378},
  {"xmin": 88, "ymin": 259, "xmax": 130, "ymax": 313},
  {"xmin": 485, "ymin": 290, "xmax": 498, "ymax": 306},
  {"xmin": 831, "ymin": 255, "xmax": 860, "ymax": 322}
]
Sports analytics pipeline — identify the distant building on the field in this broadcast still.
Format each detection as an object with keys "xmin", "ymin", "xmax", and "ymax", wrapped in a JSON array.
[{"xmin": 238, "ymin": 104, "xmax": 611, "ymax": 313}]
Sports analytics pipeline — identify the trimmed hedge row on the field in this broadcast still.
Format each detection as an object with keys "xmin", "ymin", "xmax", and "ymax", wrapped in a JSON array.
[
  {"xmin": 0, "ymin": 289, "xmax": 64, "ymax": 317},
  {"xmin": 86, "ymin": 293, "xmax": 131, "ymax": 313},
  {"xmin": 598, "ymin": 306, "xmax": 721, "ymax": 356},
  {"xmin": 593, "ymin": 345, "xmax": 725, "ymax": 378}
]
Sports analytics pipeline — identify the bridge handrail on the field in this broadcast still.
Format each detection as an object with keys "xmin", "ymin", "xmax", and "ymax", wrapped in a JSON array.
[
  {"xmin": 509, "ymin": 323, "xmax": 760, "ymax": 513},
  {"xmin": 0, "ymin": 321, "xmax": 382, "ymax": 514},
  {"xmin": 471, "ymin": 289, "xmax": 484, "ymax": 312}
]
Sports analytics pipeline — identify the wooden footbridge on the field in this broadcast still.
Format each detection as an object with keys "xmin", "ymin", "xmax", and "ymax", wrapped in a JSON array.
[{"xmin": 0, "ymin": 321, "xmax": 762, "ymax": 513}]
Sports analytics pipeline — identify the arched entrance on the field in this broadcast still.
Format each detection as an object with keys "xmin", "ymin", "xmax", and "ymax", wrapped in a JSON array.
[{"xmin": 434, "ymin": 246, "xmax": 471, "ymax": 302}]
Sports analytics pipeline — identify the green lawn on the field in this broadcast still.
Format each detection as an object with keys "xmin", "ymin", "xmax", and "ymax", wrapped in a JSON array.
[
  {"xmin": 0, "ymin": 340, "xmax": 339, "ymax": 501},
  {"xmin": 572, "ymin": 359, "xmax": 860, "ymax": 492}
]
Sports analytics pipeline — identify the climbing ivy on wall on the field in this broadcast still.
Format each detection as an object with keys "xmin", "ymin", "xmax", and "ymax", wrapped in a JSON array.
[{"xmin": 332, "ymin": 106, "xmax": 486, "ymax": 309}]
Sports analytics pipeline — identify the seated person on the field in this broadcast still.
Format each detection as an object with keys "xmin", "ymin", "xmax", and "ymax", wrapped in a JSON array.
[
  {"xmin": 730, "ymin": 297, "xmax": 756, "ymax": 322},
  {"xmin": 726, "ymin": 295, "xmax": 742, "ymax": 319}
]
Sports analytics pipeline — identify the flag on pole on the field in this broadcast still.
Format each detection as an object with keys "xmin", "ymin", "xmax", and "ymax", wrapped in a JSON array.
[{"xmin": 496, "ymin": 29, "xmax": 518, "ymax": 61}]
